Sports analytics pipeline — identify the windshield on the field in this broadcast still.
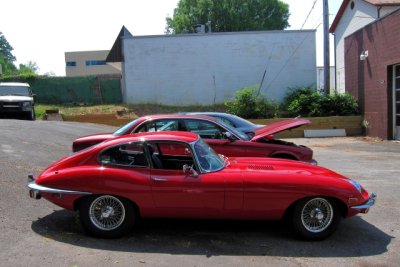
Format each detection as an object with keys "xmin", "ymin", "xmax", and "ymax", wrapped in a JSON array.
[
  {"xmin": 193, "ymin": 138, "xmax": 225, "ymax": 173},
  {"xmin": 218, "ymin": 114, "xmax": 256, "ymax": 128},
  {"xmin": 0, "ymin": 85, "xmax": 31, "ymax": 96},
  {"xmin": 219, "ymin": 121, "xmax": 250, "ymax": 140},
  {"xmin": 113, "ymin": 118, "xmax": 140, "ymax": 136}
]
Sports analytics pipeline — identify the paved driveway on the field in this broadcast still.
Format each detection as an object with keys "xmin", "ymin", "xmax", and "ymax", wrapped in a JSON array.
[{"xmin": 0, "ymin": 119, "xmax": 399, "ymax": 266}]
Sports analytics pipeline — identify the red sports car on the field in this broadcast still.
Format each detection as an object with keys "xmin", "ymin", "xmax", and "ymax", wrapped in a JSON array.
[
  {"xmin": 72, "ymin": 114, "xmax": 316, "ymax": 164},
  {"xmin": 28, "ymin": 131, "xmax": 375, "ymax": 240}
]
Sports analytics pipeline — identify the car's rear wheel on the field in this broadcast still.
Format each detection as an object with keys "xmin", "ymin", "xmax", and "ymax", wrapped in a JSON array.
[
  {"xmin": 79, "ymin": 195, "xmax": 135, "ymax": 238},
  {"xmin": 292, "ymin": 197, "xmax": 341, "ymax": 240}
]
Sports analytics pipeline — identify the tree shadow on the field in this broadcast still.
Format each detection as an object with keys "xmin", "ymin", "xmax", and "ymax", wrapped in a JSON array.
[{"xmin": 31, "ymin": 210, "xmax": 392, "ymax": 257}]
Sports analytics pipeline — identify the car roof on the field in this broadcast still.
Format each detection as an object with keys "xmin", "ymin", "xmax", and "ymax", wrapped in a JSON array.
[
  {"xmin": 104, "ymin": 131, "xmax": 200, "ymax": 146},
  {"xmin": 139, "ymin": 113, "xmax": 221, "ymax": 122},
  {"xmin": 0, "ymin": 82, "xmax": 30, "ymax": 87}
]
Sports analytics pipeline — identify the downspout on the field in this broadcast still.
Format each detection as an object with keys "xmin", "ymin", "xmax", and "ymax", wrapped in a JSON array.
[
  {"xmin": 332, "ymin": 32, "xmax": 337, "ymax": 93},
  {"xmin": 377, "ymin": 6, "xmax": 382, "ymax": 18}
]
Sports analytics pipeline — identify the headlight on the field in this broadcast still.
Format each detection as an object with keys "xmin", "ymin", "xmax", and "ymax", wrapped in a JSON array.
[
  {"xmin": 346, "ymin": 179, "xmax": 362, "ymax": 193},
  {"xmin": 22, "ymin": 101, "xmax": 33, "ymax": 111}
]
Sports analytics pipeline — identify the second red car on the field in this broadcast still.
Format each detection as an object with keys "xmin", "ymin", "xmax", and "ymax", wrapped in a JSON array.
[{"xmin": 72, "ymin": 114, "xmax": 316, "ymax": 164}]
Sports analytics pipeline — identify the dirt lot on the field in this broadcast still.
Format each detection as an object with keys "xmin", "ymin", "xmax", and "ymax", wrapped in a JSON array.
[{"xmin": 0, "ymin": 119, "xmax": 399, "ymax": 266}]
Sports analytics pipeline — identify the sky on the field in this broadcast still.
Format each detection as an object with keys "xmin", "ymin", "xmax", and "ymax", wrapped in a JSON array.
[{"xmin": 0, "ymin": 0, "xmax": 342, "ymax": 76}]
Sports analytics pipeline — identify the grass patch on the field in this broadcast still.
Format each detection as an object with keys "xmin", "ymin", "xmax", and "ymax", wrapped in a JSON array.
[{"xmin": 35, "ymin": 103, "xmax": 227, "ymax": 124}]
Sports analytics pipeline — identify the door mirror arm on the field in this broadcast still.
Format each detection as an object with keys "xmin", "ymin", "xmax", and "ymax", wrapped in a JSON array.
[{"xmin": 183, "ymin": 164, "xmax": 198, "ymax": 177}]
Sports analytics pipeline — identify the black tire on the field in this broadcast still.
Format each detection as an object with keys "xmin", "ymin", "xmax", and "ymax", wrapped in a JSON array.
[
  {"xmin": 292, "ymin": 197, "xmax": 341, "ymax": 240},
  {"xmin": 26, "ymin": 109, "xmax": 35, "ymax": 121},
  {"xmin": 79, "ymin": 195, "xmax": 135, "ymax": 238}
]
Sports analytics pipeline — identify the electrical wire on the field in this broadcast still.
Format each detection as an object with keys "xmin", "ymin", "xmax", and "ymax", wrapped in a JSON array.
[{"xmin": 301, "ymin": 0, "xmax": 318, "ymax": 29}]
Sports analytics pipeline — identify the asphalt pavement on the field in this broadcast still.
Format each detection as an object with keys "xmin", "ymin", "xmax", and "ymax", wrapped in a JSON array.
[{"xmin": 0, "ymin": 119, "xmax": 399, "ymax": 266}]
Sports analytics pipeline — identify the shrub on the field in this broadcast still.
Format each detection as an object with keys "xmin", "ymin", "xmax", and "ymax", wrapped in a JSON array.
[
  {"xmin": 284, "ymin": 86, "xmax": 360, "ymax": 117},
  {"xmin": 224, "ymin": 86, "xmax": 279, "ymax": 119}
]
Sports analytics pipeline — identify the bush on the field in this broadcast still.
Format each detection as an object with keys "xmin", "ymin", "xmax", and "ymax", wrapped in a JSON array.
[
  {"xmin": 284, "ymin": 86, "xmax": 359, "ymax": 117},
  {"xmin": 224, "ymin": 86, "xmax": 279, "ymax": 119}
]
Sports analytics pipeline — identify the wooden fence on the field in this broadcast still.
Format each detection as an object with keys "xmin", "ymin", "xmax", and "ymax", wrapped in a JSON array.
[{"xmin": 250, "ymin": 116, "xmax": 363, "ymax": 138}]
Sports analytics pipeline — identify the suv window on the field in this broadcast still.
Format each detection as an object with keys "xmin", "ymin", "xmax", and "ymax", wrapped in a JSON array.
[{"xmin": 0, "ymin": 85, "xmax": 31, "ymax": 96}]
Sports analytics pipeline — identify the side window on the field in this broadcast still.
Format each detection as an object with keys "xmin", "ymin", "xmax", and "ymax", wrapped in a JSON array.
[
  {"xmin": 183, "ymin": 119, "xmax": 225, "ymax": 139},
  {"xmin": 147, "ymin": 141, "xmax": 195, "ymax": 170},
  {"xmin": 136, "ymin": 119, "xmax": 179, "ymax": 133},
  {"xmin": 215, "ymin": 116, "xmax": 235, "ymax": 128},
  {"xmin": 99, "ymin": 142, "xmax": 148, "ymax": 167}
]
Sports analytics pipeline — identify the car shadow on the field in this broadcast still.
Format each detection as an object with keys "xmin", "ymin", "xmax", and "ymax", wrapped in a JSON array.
[{"xmin": 31, "ymin": 210, "xmax": 392, "ymax": 257}]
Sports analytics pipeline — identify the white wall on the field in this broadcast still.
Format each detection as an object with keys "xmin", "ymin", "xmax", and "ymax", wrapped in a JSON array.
[
  {"xmin": 333, "ymin": 0, "xmax": 400, "ymax": 92},
  {"xmin": 121, "ymin": 30, "xmax": 316, "ymax": 105}
]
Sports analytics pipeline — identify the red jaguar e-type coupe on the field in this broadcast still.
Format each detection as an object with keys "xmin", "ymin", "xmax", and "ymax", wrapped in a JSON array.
[
  {"xmin": 72, "ymin": 114, "xmax": 316, "ymax": 164},
  {"xmin": 28, "ymin": 131, "xmax": 375, "ymax": 240}
]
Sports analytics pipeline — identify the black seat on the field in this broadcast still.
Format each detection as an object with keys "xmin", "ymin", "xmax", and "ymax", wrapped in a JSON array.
[{"xmin": 148, "ymin": 145, "xmax": 164, "ymax": 169}]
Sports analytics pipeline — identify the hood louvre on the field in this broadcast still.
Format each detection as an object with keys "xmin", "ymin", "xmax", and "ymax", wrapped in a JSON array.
[{"xmin": 247, "ymin": 164, "xmax": 274, "ymax": 170}]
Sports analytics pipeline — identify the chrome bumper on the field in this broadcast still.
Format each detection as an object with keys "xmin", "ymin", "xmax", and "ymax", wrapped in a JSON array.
[
  {"xmin": 351, "ymin": 193, "xmax": 377, "ymax": 213},
  {"xmin": 27, "ymin": 174, "xmax": 91, "ymax": 199}
]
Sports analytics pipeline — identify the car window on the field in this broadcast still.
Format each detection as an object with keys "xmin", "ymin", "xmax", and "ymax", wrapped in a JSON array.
[
  {"xmin": 113, "ymin": 118, "xmax": 140, "ymax": 136},
  {"xmin": 136, "ymin": 119, "xmax": 179, "ymax": 132},
  {"xmin": 214, "ymin": 116, "xmax": 236, "ymax": 127},
  {"xmin": 147, "ymin": 141, "xmax": 195, "ymax": 170},
  {"xmin": 183, "ymin": 119, "xmax": 226, "ymax": 139},
  {"xmin": 193, "ymin": 139, "xmax": 224, "ymax": 172},
  {"xmin": 99, "ymin": 142, "xmax": 149, "ymax": 167}
]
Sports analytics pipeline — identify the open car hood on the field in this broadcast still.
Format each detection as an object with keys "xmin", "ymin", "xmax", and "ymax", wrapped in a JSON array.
[{"xmin": 250, "ymin": 118, "xmax": 311, "ymax": 141}]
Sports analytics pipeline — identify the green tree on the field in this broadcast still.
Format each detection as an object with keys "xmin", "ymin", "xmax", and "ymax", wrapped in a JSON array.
[
  {"xmin": 166, "ymin": 0, "xmax": 290, "ymax": 34},
  {"xmin": 0, "ymin": 32, "xmax": 16, "ymax": 62},
  {"xmin": 19, "ymin": 61, "xmax": 39, "ymax": 75},
  {"xmin": 0, "ymin": 32, "xmax": 18, "ymax": 75},
  {"xmin": 0, "ymin": 54, "xmax": 18, "ymax": 75}
]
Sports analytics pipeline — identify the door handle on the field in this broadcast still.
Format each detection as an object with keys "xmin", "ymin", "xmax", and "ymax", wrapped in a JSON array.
[{"xmin": 151, "ymin": 177, "xmax": 168, "ymax": 182}]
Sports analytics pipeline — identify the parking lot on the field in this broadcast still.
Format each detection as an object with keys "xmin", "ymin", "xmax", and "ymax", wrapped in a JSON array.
[{"xmin": 0, "ymin": 119, "xmax": 399, "ymax": 266}]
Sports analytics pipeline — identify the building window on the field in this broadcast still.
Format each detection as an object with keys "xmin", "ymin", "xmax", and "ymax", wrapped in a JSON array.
[
  {"xmin": 85, "ymin": 60, "xmax": 107, "ymax": 66},
  {"xmin": 66, "ymin": 61, "xmax": 76, "ymax": 67},
  {"xmin": 350, "ymin": 1, "xmax": 355, "ymax": 10}
]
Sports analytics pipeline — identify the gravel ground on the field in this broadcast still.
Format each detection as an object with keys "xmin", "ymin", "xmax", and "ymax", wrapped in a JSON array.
[{"xmin": 0, "ymin": 119, "xmax": 399, "ymax": 267}]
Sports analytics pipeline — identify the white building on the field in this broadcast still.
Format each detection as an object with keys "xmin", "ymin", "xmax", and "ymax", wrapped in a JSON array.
[
  {"xmin": 107, "ymin": 27, "xmax": 317, "ymax": 105},
  {"xmin": 330, "ymin": 0, "xmax": 400, "ymax": 92}
]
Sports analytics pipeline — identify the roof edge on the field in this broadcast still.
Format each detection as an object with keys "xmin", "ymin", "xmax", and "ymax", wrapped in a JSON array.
[{"xmin": 106, "ymin": 26, "xmax": 133, "ymax": 63}]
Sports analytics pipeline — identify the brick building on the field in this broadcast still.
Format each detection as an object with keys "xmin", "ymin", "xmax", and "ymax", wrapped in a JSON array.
[{"xmin": 345, "ymin": 8, "xmax": 400, "ymax": 140}]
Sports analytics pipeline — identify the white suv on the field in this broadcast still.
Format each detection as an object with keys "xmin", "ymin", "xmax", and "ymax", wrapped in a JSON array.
[{"xmin": 0, "ymin": 82, "xmax": 35, "ymax": 120}]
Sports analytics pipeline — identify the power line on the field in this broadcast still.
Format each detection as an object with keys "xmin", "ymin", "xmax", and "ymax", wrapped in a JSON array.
[{"xmin": 301, "ymin": 0, "xmax": 318, "ymax": 29}]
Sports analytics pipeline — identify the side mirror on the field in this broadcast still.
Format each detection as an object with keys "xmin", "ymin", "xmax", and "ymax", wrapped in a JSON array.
[
  {"xmin": 222, "ymin": 131, "xmax": 235, "ymax": 141},
  {"xmin": 183, "ymin": 164, "xmax": 198, "ymax": 177}
]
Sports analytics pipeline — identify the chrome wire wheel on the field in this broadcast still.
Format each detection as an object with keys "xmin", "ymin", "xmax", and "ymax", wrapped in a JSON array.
[
  {"xmin": 301, "ymin": 198, "xmax": 333, "ymax": 233},
  {"xmin": 89, "ymin": 195, "xmax": 126, "ymax": 231}
]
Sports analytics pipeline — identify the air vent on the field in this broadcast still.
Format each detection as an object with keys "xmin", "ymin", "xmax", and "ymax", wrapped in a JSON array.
[{"xmin": 247, "ymin": 164, "xmax": 274, "ymax": 170}]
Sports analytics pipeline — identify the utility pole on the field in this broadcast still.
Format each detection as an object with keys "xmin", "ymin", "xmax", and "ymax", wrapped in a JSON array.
[{"xmin": 323, "ymin": 0, "xmax": 330, "ymax": 95}]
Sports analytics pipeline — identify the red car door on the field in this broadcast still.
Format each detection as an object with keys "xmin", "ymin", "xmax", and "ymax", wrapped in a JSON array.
[
  {"xmin": 206, "ymin": 139, "xmax": 251, "ymax": 157},
  {"xmin": 150, "ymin": 169, "xmax": 225, "ymax": 211}
]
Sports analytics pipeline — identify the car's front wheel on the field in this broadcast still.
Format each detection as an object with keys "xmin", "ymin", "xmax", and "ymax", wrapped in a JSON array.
[
  {"xmin": 26, "ymin": 109, "xmax": 35, "ymax": 120},
  {"xmin": 79, "ymin": 195, "xmax": 135, "ymax": 238},
  {"xmin": 292, "ymin": 197, "xmax": 341, "ymax": 240}
]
